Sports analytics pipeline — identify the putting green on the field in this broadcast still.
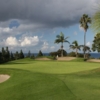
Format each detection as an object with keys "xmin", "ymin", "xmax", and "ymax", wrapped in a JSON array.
[{"xmin": 0, "ymin": 59, "xmax": 100, "ymax": 74}]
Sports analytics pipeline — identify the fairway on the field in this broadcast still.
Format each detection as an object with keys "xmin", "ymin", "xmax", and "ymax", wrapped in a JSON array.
[{"xmin": 0, "ymin": 59, "xmax": 100, "ymax": 100}]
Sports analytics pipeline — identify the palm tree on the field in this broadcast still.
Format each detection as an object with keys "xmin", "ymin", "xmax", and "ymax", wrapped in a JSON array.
[
  {"xmin": 55, "ymin": 32, "xmax": 70, "ymax": 57},
  {"xmin": 80, "ymin": 14, "xmax": 91, "ymax": 59},
  {"xmin": 91, "ymin": 5, "xmax": 100, "ymax": 33},
  {"xmin": 81, "ymin": 45, "xmax": 91, "ymax": 59},
  {"xmin": 70, "ymin": 40, "xmax": 81, "ymax": 57}
]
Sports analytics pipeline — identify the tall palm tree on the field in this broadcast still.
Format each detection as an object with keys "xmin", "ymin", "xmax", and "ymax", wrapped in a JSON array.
[
  {"xmin": 70, "ymin": 40, "xmax": 81, "ymax": 57},
  {"xmin": 55, "ymin": 32, "xmax": 70, "ymax": 57},
  {"xmin": 80, "ymin": 14, "xmax": 91, "ymax": 59}
]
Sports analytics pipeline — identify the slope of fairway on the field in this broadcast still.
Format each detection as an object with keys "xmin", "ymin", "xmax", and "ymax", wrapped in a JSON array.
[
  {"xmin": 0, "ymin": 68, "xmax": 78, "ymax": 100},
  {"xmin": 57, "ymin": 68, "xmax": 100, "ymax": 100}
]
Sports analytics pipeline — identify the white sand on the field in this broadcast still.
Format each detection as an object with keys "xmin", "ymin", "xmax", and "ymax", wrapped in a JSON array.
[
  {"xmin": 0, "ymin": 75, "xmax": 10, "ymax": 83},
  {"xmin": 57, "ymin": 57, "xmax": 76, "ymax": 61},
  {"xmin": 35, "ymin": 57, "xmax": 51, "ymax": 60},
  {"xmin": 87, "ymin": 59, "xmax": 100, "ymax": 62}
]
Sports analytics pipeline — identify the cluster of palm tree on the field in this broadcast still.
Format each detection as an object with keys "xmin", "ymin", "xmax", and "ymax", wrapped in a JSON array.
[
  {"xmin": 55, "ymin": 14, "xmax": 91, "ymax": 59},
  {"xmin": 70, "ymin": 41, "xmax": 91, "ymax": 57},
  {"xmin": 55, "ymin": 32, "xmax": 91, "ymax": 58},
  {"xmin": 55, "ymin": 5, "xmax": 100, "ymax": 59}
]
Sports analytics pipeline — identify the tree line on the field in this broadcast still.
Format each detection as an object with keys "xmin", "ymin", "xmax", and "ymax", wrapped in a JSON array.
[
  {"xmin": 0, "ymin": 47, "xmax": 45, "ymax": 63},
  {"xmin": 0, "ymin": 47, "xmax": 25, "ymax": 63}
]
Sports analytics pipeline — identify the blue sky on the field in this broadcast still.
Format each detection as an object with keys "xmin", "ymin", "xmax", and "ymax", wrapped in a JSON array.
[{"xmin": 0, "ymin": 0, "xmax": 99, "ymax": 53}]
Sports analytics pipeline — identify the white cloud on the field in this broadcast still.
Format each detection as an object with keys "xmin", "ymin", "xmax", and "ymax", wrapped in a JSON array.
[
  {"xmin": 86, "ymin": 42, "xmax": 91, "ymax": 46},
  {"xmin": 50, "ymin": 46, "xmax": 55, "ymax": 50},
  {"xmin": 21, "ymin": 36, "xmax": 39, "ymax": 46},
  {"xmin": 41, "ymin": 41, "xmax": 49, "ymax": 51},
  {"xmin": 0, "ymin": 27, "xmax": 13, "ymax": 34},
  {"xmin": 5, "ymin": 36, "xmax": 18, "ymax": 46},
  {"xmin": 4, "ymin": 36, "xmax": 39, "ymax": 47}
]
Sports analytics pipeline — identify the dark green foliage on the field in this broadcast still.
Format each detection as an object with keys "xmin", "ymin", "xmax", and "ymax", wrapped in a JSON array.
[
  {"xmin": 68, "ymin": 52, "xmax": 84, "ymax": 58},
  {"xmin": 57, "ymin": 49, "xmax": 67, "ymax": 57},
  {"xmin": 0, "ymin": 47, "xmax": 10, "ymax": 63},
  {"xmin": 67, "ymin": 52, "xmax": 76, "ymax": 57},
  {"xmin": 37, "ymin": 50, "xmax": 43, "ymax": 57},
  {"xmin": 5, "ymin": 47, "xmax": 10, "ymax": 61},
  {"xmin": 10, "ymin": 52, "xmax": 15, "ymax": 60},
  {"xmin": 55, "ymin": 32, "xmax": 69, "ymax": 57},
  {"xmin": 30, "ymin": 54, "xmax": 35, "ymax": 59},
  {"xmin": 27, "ymin": 50, "xmax": 31, "ymax": 58},
  {"xmin": 19, "ymin": 50, "xmax": 24, "ymax": 59},
  {"xmin": 14, "ymin": 51, "xmax": 19, "ymax": 60},
  {"xmin": 92, "ymin": 33, "xmax": 100, "ymax": 53},
  {"xmin": 0, "ymin": 52, "xmax": 3, "ymax": 63},
  {"xmin": 49, "ymin": 51, "xmax": 58, "ymax": 56},
  {"xmin": 50, "ymin": 49, "xmax": 67, "ymax": 57},
  {"xmin": 1, "ymin": 47, "xmax": 6, "ymax": 61},
  {"xmin": 78, "ymin": 53, "xmax": 84, "ymax": 58},
  {"xmin": 70, "ymin": 40, "xmax": 81, "ymax": 57}
]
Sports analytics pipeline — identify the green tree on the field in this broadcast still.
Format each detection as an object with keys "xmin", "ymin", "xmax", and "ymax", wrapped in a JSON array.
[
  {"xmin": 54, "ymin": 32, "xmax": 69, "ymax": 57},
  {"xmin": 30, "ymin": 54, "xmax": 35, "ymax": 59},
  {"xmin": 37, "ymin": 50, "xmax": 43, "ymax": 57},
  {"xmin": 19, "ymin": 50, "xmax": 24, "ymax": 59},
  {"xmin": 91, "ymin": 5, "xmax": 100, "ymax": 33},
  {"xmin": 14, "ymin": 51, "xmax": 19, "ymax": 60},
  {"xmin": 10, "ymin": 52, "xmax": 15, "ymax": 60},
  {"xmin": 81, "ymin": 45, "xmax": 91, "ymax": 59},
  {"xmin": 27, "ymin": 50, "xmax": 31, "ymax": 58},
  {"xmin": 0, "ymin": 52, "xmax": 3, "ymax": 63},
  {"xmin": 80, "ymin": 14, "xmax": 91, "ymax": 59},
  {"xmin": 5, "ymin": 47, "xmax": 10, "ymax": 61},
  {"xmin": 92, "ymin": 33, "xmax": 100, "ymax": 52},
  {"xmin": 1, "ymin": 47, "xmax": 6, "ymax": 62},
  {"xmin": 69, "ymin": 40, "xmax": 81, "ymax": 57}
]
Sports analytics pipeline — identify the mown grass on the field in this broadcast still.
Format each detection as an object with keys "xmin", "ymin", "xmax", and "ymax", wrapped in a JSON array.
[{"xmin": 0, "ymin": 58, "xmax": 100, "ymax": 100}]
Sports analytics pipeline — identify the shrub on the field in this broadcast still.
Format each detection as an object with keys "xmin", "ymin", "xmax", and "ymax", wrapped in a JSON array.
[
  {"xmin": 49, "ymin": 49, "xmax": 67, "ymax": 57},
  {"xmin": 30, "ymin": 54, "xmax": 35, "ymax": 59},
  {"xmin": 67, "ymin": 52, "xmax": 76, "ymax": 57},
  {"xmin": 37, "ymin": 50, "xmax": 43, "ymax": 57}
]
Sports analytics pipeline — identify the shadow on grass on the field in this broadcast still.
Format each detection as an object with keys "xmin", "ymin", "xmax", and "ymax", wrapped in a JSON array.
[{"xmin": 1, "ymin": 61, "xmax": 36, "ymax": 65}]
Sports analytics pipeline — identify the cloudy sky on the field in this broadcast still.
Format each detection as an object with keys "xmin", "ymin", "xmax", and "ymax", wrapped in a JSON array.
[{"xmin": 0, "ymin": 0, "xmax": 99, "ymax": 53}]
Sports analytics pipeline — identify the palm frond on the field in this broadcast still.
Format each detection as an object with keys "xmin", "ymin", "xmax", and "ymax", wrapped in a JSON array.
[
  {"xmin": 54, "ymin": 39, "xmax": 61, "ymax": 43},
  {"xmin": 64, "ymin": 40, "xmax": 70, "ymax": 44},
  {"xmin": 91, "ymin": 5, "xmax": 100, "ymax": 33}
]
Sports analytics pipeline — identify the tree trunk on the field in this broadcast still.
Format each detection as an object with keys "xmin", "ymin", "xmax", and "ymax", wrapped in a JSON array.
[
  {"xmin": 76, "ymin": 48, "xmax": 78, "ymax": 57},
  {"xmin": 61, "ymin": 43, "xmax": 63, "ymax": 57},
  {"xmin": 84, "ymin": 31, "xmax": 86, "ymax": 59}
]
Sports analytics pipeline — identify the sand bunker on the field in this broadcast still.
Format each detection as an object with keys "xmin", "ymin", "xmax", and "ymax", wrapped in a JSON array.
[
  {"xmin": 88, "ymin": 59, "xmax": 100, "ymax": 62},
  {"xmin": 35, "ymin": 57, "xmax": 51, "ymax": 60},
  {"xmin": 0, "ymin": 75, "xmax": 10, "ymax": 83},
  {"xmin": 57, "ymin": 57, "xmax": 76, "ymax": 61}
]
